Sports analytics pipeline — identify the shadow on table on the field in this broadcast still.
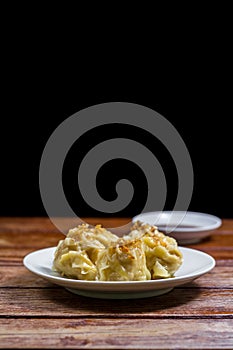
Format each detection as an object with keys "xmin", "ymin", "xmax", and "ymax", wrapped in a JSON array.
[{"xmin": 41, "ymin": 282, "xmax": 202, "ymax": 315}]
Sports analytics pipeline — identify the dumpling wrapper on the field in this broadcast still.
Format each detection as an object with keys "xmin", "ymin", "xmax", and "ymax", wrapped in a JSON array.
[{"xmin": 53, "ymin": 222, "xmax": 183, "ymax": 281}]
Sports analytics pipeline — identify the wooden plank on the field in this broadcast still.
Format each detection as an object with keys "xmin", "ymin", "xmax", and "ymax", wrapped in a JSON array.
[
  {"xmin": 0, "ymin": 217, "xmax": 58, "ymax": 234},
  {"xmin": 1, "ymin": 221, "xmax": 232, "ymax": 251},
  {"xmin": 0, "ymin": 318, "xmax": 232, "ymax": 349},
  {"xmin": 0, "ymin": 217, "xmax": 131, "ymax": 234},
  {"xmin": 0, "ymin": 217, "xmax": 232, "ymax": 234},
  {"xmin": 0, "ymin": 288, "xmax": 232, "ymax": 317},
  {"xmin": 0, "ymin": 266, "xmax": 54, "ymax": 288},
  {"xmin": 215, "ymin": 219, "xmax": 233, "ymax": 233},
  {"xmin": 187, "ymin": 233, "xmax": 233, "ymax": 248},
  {"xmin": 1, "ymin": 246, "xmax": 233, "ymax": 261},
  {"xmin": 1, "ymin": 231, "xmax": 232, "ymax": 248},
  {"xmin": 0, "ymin": 248, "xmax": 49, "ymax": 259},
  {"xmin": 189, "ymin": 247, "xmax": 233, "ymax": 260},
  {"xmin": 0, "ymin": 258, "xmax": 25, "ymax": 266},
  {"xmin": 216, "ymin": 259, "xmax": 233, "ymax": 267},
  {"xmin": 1, "ymin": 265, "xmax": 233, "ymax": 288},
  {"xmin": 0, "ymin": 232, "xmax": 63, "ymax": 247}
]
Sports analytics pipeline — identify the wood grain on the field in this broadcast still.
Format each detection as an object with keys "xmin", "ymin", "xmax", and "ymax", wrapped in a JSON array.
[
  {"xmin": 0, "ymin": 217, "xmax": 232, "ymax": 233},
  {"xmin": 0, "ymin": 264, "xmax": 232, "ymax": 288},
  {"xmin": 0, "ymin": 318, "xmax": 232, "ymax": 349},
  {"xmin": 0, "ymin": 217, "xmax": 131, "ymax": 233},
  {"xmin": 0, "ymin": 217, "xmax": 233, "ymax": 349},
  {"xmin": 0, "ymin": 288, "xmax": 232, "ymax": 318},
  {"xmin": 1, "ymin": 231, "xmax": 233, "ymax": 248}
]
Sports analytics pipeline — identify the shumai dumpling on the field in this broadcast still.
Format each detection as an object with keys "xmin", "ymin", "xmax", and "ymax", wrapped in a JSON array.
[
  {"xmin": 130, "ymin": 221, "xmax": 183, "ymax": 279},
  {"xmin": 53, "ymin": 237, "xmax": 98, "ymax": 280},
  {"xmin": 53, "ymin": 221, "xmax": 183, "ymax": 281},
  {"xmin": 53, "ymin": 224, "xmax": 119, "ymax": 280},
  {"xmin": 97, "ymin": 239, "xmax": 151, "ymax": 281}
]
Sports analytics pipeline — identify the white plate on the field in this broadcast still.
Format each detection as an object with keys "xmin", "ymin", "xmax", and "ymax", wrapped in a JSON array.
[
  {"xmin": 23, "ymin": 247, "xmax": 215, "ymax": 299},
  {"xmin": 132, "ymin": 211, "xmax": 222, "ymax": 244}
]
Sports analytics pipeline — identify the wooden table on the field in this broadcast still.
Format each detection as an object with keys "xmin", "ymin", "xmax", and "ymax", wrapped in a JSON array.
[{"xmin": 0, "ymin": 217, "xmax": 232, "ymax": 349}]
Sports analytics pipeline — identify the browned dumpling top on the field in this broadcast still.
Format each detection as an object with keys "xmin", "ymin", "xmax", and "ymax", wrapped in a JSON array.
[{"xmin": 53, "ymin": 221, "xmax": 183, "ymax": 281}]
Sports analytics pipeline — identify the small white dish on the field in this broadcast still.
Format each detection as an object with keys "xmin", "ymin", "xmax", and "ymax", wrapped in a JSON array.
[
  {"xmin": 132, "ymin": 211, "xmax": 222, "ymax": 244},
  {"xmin": 23, "ymin": 246, "xmax": 215, "ymax": 299}
]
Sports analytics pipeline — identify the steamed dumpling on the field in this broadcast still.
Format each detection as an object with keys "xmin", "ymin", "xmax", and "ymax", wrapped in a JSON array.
[
  {"xmin": 53, "ymin": 224, "xmax": 118, "ymax": 280},
  {"xmin": 97, "ymin": 239, "xmax": 151, "ymax": 281},
  {"xmin": 53, "ymin": 221, "xmax": 183, "ymax": 281}
]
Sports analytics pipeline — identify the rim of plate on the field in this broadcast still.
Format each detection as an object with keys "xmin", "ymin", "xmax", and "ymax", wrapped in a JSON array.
[
  {"xmin": 23, "ymin": 246, "xmax": 215, "ymax": 286},
  {"xmin": 132, "ymin": 211, "xmax": 222, "ymax": 232}
]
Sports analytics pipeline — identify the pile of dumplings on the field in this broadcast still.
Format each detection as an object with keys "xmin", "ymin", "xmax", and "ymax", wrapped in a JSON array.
[{"xmin": 53, "ymin": 221, "xmax": 183, "ymax": 281}]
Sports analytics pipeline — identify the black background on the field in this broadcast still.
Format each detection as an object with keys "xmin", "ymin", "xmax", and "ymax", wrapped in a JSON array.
[{"xmin": 1, "ymin": 9, "xmax": 232, "ymax": 218}]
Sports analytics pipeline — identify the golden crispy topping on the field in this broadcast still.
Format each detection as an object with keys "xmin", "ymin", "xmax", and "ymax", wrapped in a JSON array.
[{"xmin": 53, "ymin": 220, "xmax": 183, "ymax": 281}]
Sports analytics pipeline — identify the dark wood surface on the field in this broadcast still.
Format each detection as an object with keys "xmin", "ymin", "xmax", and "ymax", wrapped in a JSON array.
[{"xmin": 0, "ymin": 217, "xmax": 232, "ymax": 349}]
